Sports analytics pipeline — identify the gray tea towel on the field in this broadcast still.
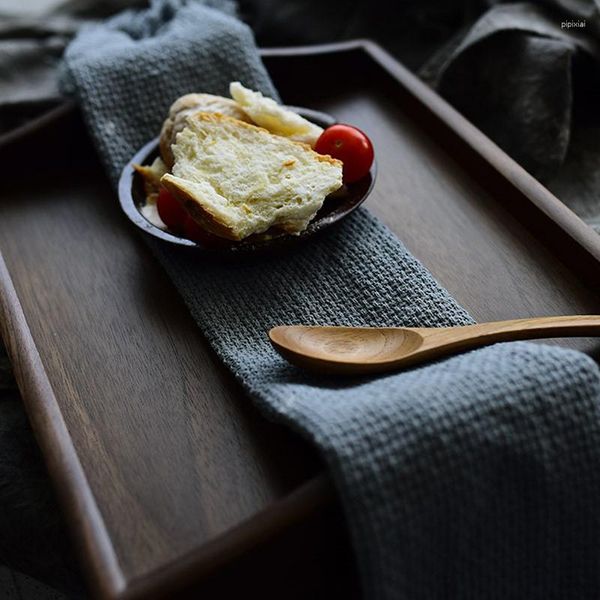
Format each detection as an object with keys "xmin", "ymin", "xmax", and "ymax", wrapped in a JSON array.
[{"xmin": 61, "ymin": 1, "xmax": 600, "ymax": 598}]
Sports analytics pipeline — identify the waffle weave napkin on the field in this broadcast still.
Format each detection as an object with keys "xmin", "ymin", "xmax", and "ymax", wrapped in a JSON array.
[{"xmin": 61, "ymin": 1, "xmax": 600, "ymax": 598}]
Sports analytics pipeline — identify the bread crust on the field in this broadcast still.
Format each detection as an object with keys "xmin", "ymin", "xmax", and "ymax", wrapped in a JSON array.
[{"xmin": 161, "ymin": 173, "xmax": 241, "ymax": 241}]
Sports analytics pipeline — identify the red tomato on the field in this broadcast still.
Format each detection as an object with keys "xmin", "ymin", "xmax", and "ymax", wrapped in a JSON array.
[
  {"xmin": 182, "ymin": 215, "xmax": 208, "ymax": 243},
  {"xmin": 315, "ymin": 124, "xmax": 374, "ymax": 183},
  {"xmin": 157, "ymin": 188, "xmax": 187, "ymax": 233}
]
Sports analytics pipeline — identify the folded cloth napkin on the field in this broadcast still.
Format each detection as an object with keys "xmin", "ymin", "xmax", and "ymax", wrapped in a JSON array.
[
  {"xmin": 61, "ymin": 1, "xmax": 600, "ymax": 598},
  {"xmin": 420, "ymin": 1, "xmax": 600, "ymax": 233}
]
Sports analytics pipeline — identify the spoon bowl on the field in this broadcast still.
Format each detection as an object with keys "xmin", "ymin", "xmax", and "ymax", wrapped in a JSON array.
[
  {"xmin": 271, "ymin": 326, "xmax": 425, "ymax": 372},
  {"xmin": 270, "ymin": 315, "xmax": 600, "ymax": 375}
]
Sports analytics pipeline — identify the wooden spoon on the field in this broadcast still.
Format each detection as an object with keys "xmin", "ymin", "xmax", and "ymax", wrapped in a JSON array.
[{"xmin": 269, "ymin": 316, "xmax": 600, "ymax": 375}]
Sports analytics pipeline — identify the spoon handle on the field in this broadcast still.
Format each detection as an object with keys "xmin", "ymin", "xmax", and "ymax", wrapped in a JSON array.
[{"xmin": 422, "ymin": 315, "xmax": 600, "ymax": 349}]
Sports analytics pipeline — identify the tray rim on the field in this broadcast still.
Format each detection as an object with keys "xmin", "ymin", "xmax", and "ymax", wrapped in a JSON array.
[
  {"xmin": 360, "ymin": 41, "xmax": 600, "ymax": 271},
  {"xmin": 1, "ymin": 39, "xmax": 599, "ymax": 600},
  {"xmin": 0, "ymin": 250, "xmax": 125, "ymax": 599}
]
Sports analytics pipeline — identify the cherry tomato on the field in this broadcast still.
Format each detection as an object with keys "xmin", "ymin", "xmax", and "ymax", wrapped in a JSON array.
[
  {"xmin": 182, "ymin": 215, "xmax": 206, "ymax": 243},
  {"xmin": 157, "ymin": 187, "xmax": 187, "ymax": 233},
  {"xmin": 315, "ymin": 124, "xmax": 374, "ymax": 183}
]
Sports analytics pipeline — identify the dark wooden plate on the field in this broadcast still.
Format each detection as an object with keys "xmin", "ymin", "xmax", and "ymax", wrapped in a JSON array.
[
  {"xmin": 120, "ymin": 108, "xmax": 375, "ymax": 254},
  {"xmin": 0, "ymin": 40, "xmax": 599, "ymax": 600}
]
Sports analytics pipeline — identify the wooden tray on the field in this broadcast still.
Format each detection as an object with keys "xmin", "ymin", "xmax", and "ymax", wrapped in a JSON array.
[{"xmin": 1, "ymin": 40, "xmax": 599, "ymax": 600}]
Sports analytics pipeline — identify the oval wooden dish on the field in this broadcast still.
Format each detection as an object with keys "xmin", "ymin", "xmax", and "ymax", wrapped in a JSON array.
[{"xmin": 118, "ymin": 107, "xmax": 376, "ymax": 254}]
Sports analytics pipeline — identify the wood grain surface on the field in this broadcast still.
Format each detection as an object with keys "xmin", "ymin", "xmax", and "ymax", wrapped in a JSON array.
[{"xmin": 0, "ymin": 41, "xmax": 599, "ymax": 599}]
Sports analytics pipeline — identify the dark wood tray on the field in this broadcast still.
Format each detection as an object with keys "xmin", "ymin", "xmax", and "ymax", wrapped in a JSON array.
[{"xmin": 1, "ymin": 40, "xmax": 599, "ymax": 600}]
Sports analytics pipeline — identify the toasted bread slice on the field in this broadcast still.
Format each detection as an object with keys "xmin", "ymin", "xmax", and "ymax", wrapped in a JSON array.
[
  {"xmin": 230, "ymin": 82, "xmax": 323, "ymax": 147},
  {"xmin": 160, "ymin": 93, "xmax": 252, "ymax": 167},
  {"xmin": 160, "ymin": 113, "xmax": 343, "ymax": 241}
]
